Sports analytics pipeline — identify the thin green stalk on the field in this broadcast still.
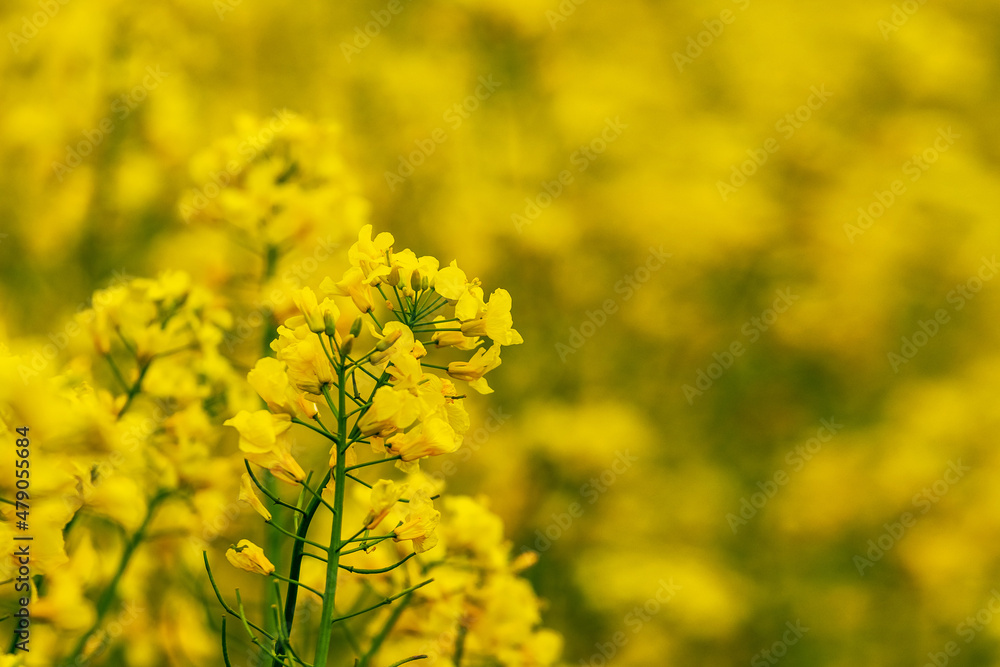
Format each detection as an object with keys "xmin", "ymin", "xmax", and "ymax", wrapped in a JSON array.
[
  {"xmin": 339, "ymin": 553, "xmax": 415, "ymax": 575},
  {"xmin": 291, "ymin": 417, "xmax": 336, "ymax": 440},
  {"xmin": 357, "ymin": 590, "xmax": 416, "ymax": 667},
  {"xmin": 313, "ymin": 359, "xmax": 349, "ymax": 667},
  {"xmin": 246, "ymin": 461, "xmax": 307, "ymax": 516},
  {"xmin": 270, "ymin": 572, "xmax": 324, "ymax": 599},
  {"xmin": 105, "ymin": 353, "xmax": 130, "ymax": 392},
  {"xmin": 222, "ymin": 617, "xmax": 234, "ymax": 667},
  {"xmin": 279, "ymin": 370, "xmax": 393, "ymax": 658},
  {"xmin": 330, "ymin": 580, "xmax": 433, "ymax": 624},
  {"xmin": 274, "ymin": 469, "xmax": 330, "ymax": 667},
  {"xmin": 204, "ymin": 552, "xmax": 274, "ymax": 638},
  {"xmin": 346, "ymin": 455, "xmax": 402, "ymax": 472},
  {"xmin": 65, "ymin": 491, "xmax": 170, "ymax": 661},
  {"xmin": 117, "ymin": 359, "xmax": 152, "ymax": 417},
  {"xmin": 387, "ymin": 657, "xmax": 428, "ymax": 667}
]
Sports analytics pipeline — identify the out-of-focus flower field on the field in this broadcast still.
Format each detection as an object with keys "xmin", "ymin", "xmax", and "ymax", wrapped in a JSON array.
[{"xmin": 2, "ymin": 0, "xmax": 1000, "ymax": 665}]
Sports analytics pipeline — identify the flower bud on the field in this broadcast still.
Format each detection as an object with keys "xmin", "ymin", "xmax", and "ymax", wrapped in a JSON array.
[
  {"xmin": 297, "ymin": 396, "xmax": 319, "ymax": 418},
  {"xmin": 410, "ymin": 270, "xmax": 423, "ymax": 293},
  {"xmin": 226, "ymin": 540, "xmax": 275, "ymax": 575},
  {"xmin": 350, "ymin": 316, "xmax": 363, "ymax": 338},
  {"xmin": 324, "ymin": 311, "xmax": 338, "ymax": 337},
  {"xmin": 340, "ymin": 334, "xmax": 354, "ymax": 358},
  {"xmin": 387, "ymin": 266, "xmax": 401, "ymax": 286},
  {"xmin": 375, "ymin": 329, "xmax": 402, "ymax": 352}
]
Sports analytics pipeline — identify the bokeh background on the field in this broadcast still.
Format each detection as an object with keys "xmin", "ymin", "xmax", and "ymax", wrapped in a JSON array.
[{"xmin": 2, "ymin": 0, "xmax": 1000, "ymax": 665}]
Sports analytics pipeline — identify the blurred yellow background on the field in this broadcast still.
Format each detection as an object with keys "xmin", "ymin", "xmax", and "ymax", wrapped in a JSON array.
[{"xmin": 2, "ymin": 0, "xmax": 1000, "ymax": 665}]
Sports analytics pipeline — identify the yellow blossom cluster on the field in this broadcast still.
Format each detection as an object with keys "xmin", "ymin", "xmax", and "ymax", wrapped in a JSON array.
[{"xmin": 216, "ymin": 223, "xmax": 553, "ymax": 667}]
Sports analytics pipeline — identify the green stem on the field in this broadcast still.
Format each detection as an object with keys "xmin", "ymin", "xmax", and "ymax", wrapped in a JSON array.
[
  {"xmin": 313, "ymin": 360, "xmax": 349, "ymax": 667},
  {"xmin": 276, "ymin": 468, "xmax": 331, "ymax": 666},
  {"xmin": 339, "ymin": 553, "xmax": 415, "ymax": 575},
  {"xmin": 357, "ymin": 590, "xmax": 416, "ymax": 667},
  {"xmin": 346, "ymin": 455, "xmax": 402, "ymax": 472},
  {"xmin": 331, "ymin": 580, "xmax": 433, "ymax": 625},
  {"xmin": 279, "ymin": 372, "xmax": 393, "ymax": 657},
  {"xmin": 387, "ymin": 657, "xmax": 428, "ymax": 667},
  {"xmin": 270, "ymin": 572, "xmax": 324, "ymax": 599},
  {"xmin": 292, "ymin": 417, "xmax": 336, "ymax": 441},
  {"xmin": 264, "ymin": 471, "xmax": 283, "ymax": 633},
  {"xmin": 65, "ymin": 491, "xmax": 169, "ymax": 661},
  {"xmin": 117, "ymin": 359, "xmax": 152, "ymax": 418}
]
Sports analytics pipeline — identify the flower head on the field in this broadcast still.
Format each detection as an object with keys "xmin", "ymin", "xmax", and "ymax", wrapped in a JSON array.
[
  {"xmin": 348, "ymin": 224, "xmax": 394, "ymax": 281},
  {"xmin": 239, "ymin": 473, "xmax": 273, "ymax": 522},
  {"xmin": 224, "ymin": 410, "xmax": 305, "ymax": 484},
  {"xmin": 387, "ymin": 416, "xmax": 460, "ymax": 462},
  {"xmin": 226, "ymin": 539, "xmax": 275, "ymax": 575},
  {"xmin": 458, "ymin": 288, "xmax": 523, "ymax": 346},
  {"xmin": 364, "ymin": 479, "xmax": 407, "ymax": 529},
  {"xmin": 392, "ymin": 491, "xmax": 440, "ymax": 553},
  {"xmin": 247, "ymin": 357, "xmax": 317, "ymax": 418},
  {"xmin": 447, "ymin": 344, "xmax": 502, "ymax": 394}
]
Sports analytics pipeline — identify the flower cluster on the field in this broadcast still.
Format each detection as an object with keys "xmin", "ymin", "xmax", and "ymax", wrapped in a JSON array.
[
  {"xmin": 216, "ymin": 224, "xmax": 539, "ymax": 667},
  {"xmin": 0, "ymin": 270, "xmax": 254, "ymax": 666}
]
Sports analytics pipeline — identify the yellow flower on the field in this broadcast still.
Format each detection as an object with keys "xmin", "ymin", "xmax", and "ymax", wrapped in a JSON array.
[
  {"xmin": 364, "ymin": 479, "xmax": 407, "ymax": 529},
  {"xmin": 226, "ymin": 539, "xmax": 275, "ymax": 575},
  {"xmin": 448, "ymin": 343, "xmax": 502, "ymax": 394},
  {"xmin": 348, "ymin": 224, "xmax": 394, "ymax": 281},
  {"xmin": 431, "ymin": 315, "xmax": 482, "ymax": 351},
  {"xmin": 292, "ymin": 286, "xmax": 340, "ymax": 333},
  {"xmin": 389, "ymin": 248, "xmax": 439, "ymax": 297},
  {"xmin": 433, "ymin": 261, "xmax": 469, "ymax": 300},
  {"xmin": 271, "ymin": 323, "xmax": 335, "ymax": 394},
  {"xmin": 358, "ymin": 385, "xmax": 420, "ymax": 437},
  {"xmin": 321, "ymin": 266, "xmax": 374, "ymax": 313},
  {"xmin": 387, "ymin": 416, "xmax": 460, "ymax": 461},
  {"xmin": 393, "ymin": 491, "xmax": 440, "ymax": 553},
  {"xmin": 368, "ymin": 321, "xmax": 415, "ymax": 365},
  {"xmin": 247, "ymin": 357, "xmax": 317, "ymax": 417},
  {"xmin": 224, "ymin": 410, "xmax": 305, "ymax": 484},
  {"xmin": 238, "ymin": 473, "xmax": 273, "ymax": 522},
  {"xmin": 459, "ymin": 288, "xmax": 523, "ymax": 346}
]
